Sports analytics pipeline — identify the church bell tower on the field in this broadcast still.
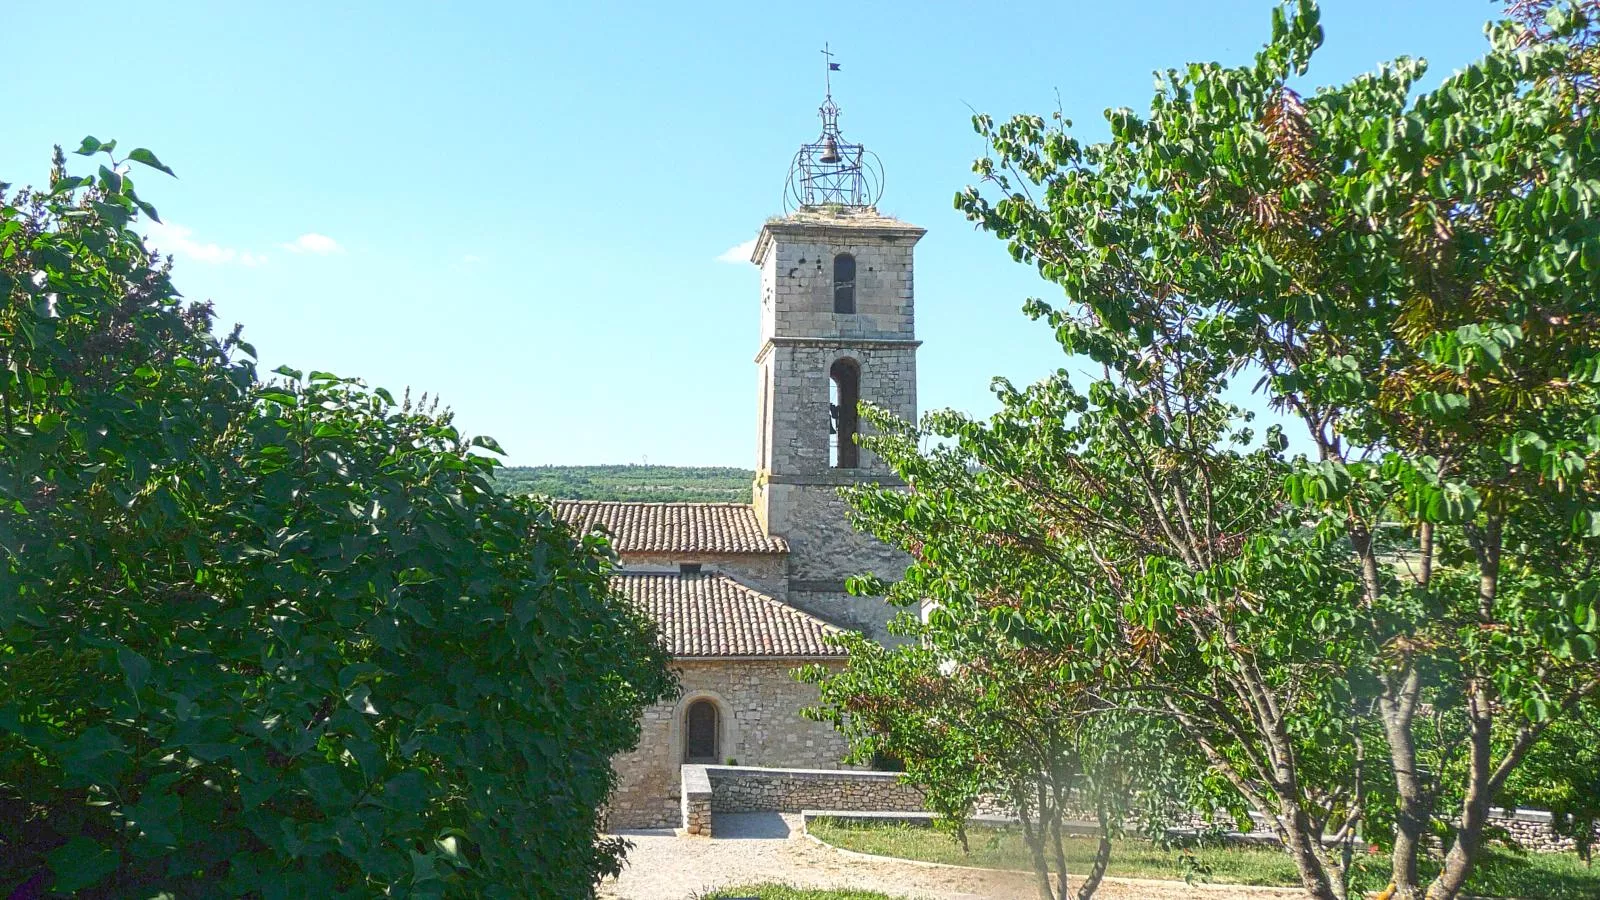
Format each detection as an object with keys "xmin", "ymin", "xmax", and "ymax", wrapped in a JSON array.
[{"xmin": 747, "ymin": 55, "xmax": 924, "ymax": 639}]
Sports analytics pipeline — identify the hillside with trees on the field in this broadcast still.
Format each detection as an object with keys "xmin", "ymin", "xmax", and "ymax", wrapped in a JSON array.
[{"xmin": 493, "ymin": 465, "xmax": 754, "ymax": 503}]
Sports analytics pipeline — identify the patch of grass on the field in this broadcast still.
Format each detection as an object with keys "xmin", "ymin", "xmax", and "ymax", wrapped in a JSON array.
[
  {"xmin": 1460, "ymin": 849, "xmax": 1600, "ymax": 900},
  {"xmin": 702, "ymin": 886, "xmax": 912, "ymax": 900},
  {"xmin": 808, "ymin": 818, "xmax": 1298, "ymax": 886},
  {"xmin": 806, "ymin": 819, "xmax": 1600, "ymax": 899}
]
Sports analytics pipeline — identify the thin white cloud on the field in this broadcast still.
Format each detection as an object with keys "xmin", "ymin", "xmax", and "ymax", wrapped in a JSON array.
[
  {"xmin": 144, "ymin": 221, "xmax": 267, "ymax": 267},
  {"xmin": 715, "ymin": 238, "xmax": 757, "ymax": 264},
  {"xmin": 463, "ymin": 254, "xmax": 484, "ymax": 264},
  {"xmin": 281, "ymin": 233, "xmax": 344, "ymax": 255}
]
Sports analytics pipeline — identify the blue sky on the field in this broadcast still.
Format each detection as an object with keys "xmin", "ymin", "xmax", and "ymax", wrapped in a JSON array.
[{"xmin": 5, "ymin": 1, "xmax": 1505, "ymax": 467}]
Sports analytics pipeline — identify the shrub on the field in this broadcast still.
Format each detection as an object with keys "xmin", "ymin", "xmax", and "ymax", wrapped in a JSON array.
[{"xmin": 0, "ymin": 141, "xmax": 675, "ymax": 898}]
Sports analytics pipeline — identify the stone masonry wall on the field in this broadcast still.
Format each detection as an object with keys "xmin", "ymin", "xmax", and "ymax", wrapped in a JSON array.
[
  {"xmin": 1174, "ymin": 806, "xmax": 1596, "ymax": 854},
  {"xmin": 757, "ymin": 342, "xmax": 916, "ymax": 479},
  {"xmin": 767, "ymin": 482, "xmax": 907, "ymax": 640},
  {"xmin": 607, "ymin": 659, "xmax": 852, "ymax": 828},
  {"xmin": 758, "ymin": 223, "xmax": 918, "ymax": 347},
  {"xmin": 673, "ymin": 765, "xmax": 1595, "ymax": 854},
  {"xmin": 1485, "ymin": 808, "xmax": 1599, "ymax": 853},
  {"xmin": 701, "ymin": 765, "xmax": 924, "ymax": 817},
  {"xmin": 1170, "ymin": 805, "xmax": 1598, "ymax": 855}
]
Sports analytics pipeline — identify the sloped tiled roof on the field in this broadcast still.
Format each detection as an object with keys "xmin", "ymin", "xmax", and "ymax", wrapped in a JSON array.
[
  {"xmin": 555, "ymin": 501, "xmax": 788, "ymax": 555},
  {"xmin": 614, "ymin": 572, "xmax": 847, "ymax": 659}
]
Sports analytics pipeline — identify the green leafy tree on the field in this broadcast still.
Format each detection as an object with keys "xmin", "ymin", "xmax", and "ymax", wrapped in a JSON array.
[
  {"xmin": 804, "ymin": 629, "xmax": 1183, "ymax": 900},
  {"xmin": 1509, "ymin": 0, "xmax": 1600, "ymax": 102},
  {"xmin": 826, "ymin": 362, "xmax": 1380, "ymax": 899},
  {"xmin": 0, "ymin": 141, "xmax": 675, "ymax": 898},
  {"xmin": 802, "ymin": 484, "xmax": 1197, "ymax": 900},
  {"xmin": 954, "ymin": 2, "xmax": 1600, "ymax": 898}
]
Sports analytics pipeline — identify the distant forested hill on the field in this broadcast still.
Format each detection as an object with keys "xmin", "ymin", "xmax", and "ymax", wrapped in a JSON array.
[{"xmin": 491, "ymin": 465, "xmax": 753, "ymax": 503}]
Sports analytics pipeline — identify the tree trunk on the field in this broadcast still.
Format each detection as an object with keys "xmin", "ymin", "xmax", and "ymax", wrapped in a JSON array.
[
  {"xmin": 1180, "ymin": 705, "xmax": 1342, "ymax": 900},
  {"xmin": 1049, "ymin": 800, "xmax": 1071, "ymax": 900},
  {"xmin": 1424, "ymin": 681, "xmax": 1494, "ymax": 900},
  {"xmin": 1281, "ymin": 804, "xmax": 1342, "ymax": 900},
  {"xmin": 1076, "ymin": 798, "xmax": 1113, "ymax": 900},
  {"xmin": 1019, "ymin": 800, "xmax": 1058, "ymax": 900},
  {"xmin": 1424, "ymin": 521, "xmax": 1508, "ymax": 900},
  {"xmin": 1379, "ymin": 668, "xmax": 1427, "ymax": 900}
]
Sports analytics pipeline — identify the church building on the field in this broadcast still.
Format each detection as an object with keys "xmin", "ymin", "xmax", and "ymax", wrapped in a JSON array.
[{"xmin": 556, "ymin": 73, "xmax": 925, "ymax": 828}]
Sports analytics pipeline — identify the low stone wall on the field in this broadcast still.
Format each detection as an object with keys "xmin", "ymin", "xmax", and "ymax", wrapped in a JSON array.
[
  {"xmin": 680, "ymin": 765, "xmax": 712, "ymax": 836},
  {"xmin": 676, "ymin": 766, "xmax": 1595, "ymax": 853},
  {"xmin": 707, "ymin": 764, "xmax": 925, "ymax": 814},
  {"xmin": 679, "ymin": 764, "xmax": 923, "ymax": 834},
  {"xmin": 1488, "ymin": 807, "xmax": 1597, "ymax": 853},
  {"xmin": 1174, "ymin": 807, "xmax": 1598, "ymax": 854}
]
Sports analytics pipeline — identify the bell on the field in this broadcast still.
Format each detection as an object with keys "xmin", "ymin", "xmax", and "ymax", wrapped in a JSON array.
[{"xmin": 819, "ymin": 136, "xmax": 840, "ymax": 164}]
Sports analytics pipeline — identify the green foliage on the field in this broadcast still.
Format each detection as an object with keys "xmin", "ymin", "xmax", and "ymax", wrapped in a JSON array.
[
  {"xmin": 825, "ymin": 367, "xmax": 1376, "ymax": 899},
  {"xmin": 1490, "ymin": 700, "xmax": 1600, "ymax": 862},
  {"xmin": 916, "ymin": 1, "xmax": 1600, "ymax": 897},
  {"xmin": 0, "ymin": 143, "xmax": 675, "ymax": 898},
  {"xmin": 492, "ymin": 465, "xmax": 753, "ymax": 503},
  {"xmin": 805, "ymin": 391, "xmax": 1224, "ymax": 900}
]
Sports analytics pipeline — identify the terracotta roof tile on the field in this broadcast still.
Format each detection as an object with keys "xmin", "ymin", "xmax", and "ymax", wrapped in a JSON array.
[
  {"xmin": 613, "ymin": 572, "xmax": 847, "ymax": 659},
  {"xmin": 555, "ymin": 501, "xmax": 788, "ymax": 555}
]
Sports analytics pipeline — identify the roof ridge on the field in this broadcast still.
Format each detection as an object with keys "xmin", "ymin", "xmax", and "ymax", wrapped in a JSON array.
[{"xmin": 552, "ymin": 499, "xmax": 787, "ymax": 555}]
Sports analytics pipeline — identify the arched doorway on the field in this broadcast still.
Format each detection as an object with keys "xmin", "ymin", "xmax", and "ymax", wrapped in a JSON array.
[{"xmin": 683, "ymin": 698, "xmax": 720, "ymax": 764}]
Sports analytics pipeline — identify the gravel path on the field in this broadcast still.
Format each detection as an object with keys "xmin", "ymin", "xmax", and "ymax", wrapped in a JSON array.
[{"xmin": 599, "ymin": 813, "xmax": 1309, "ymax": 900}]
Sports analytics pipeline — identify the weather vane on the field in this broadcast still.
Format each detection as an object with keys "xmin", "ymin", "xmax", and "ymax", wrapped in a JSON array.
[{"xmin": 784, "ymin": 43, "xmax": 884, "ymax": 212}]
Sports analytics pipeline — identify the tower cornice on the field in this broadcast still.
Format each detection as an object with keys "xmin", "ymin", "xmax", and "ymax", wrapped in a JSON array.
[
  {"xmin": 751, "ymin": 212, "xmax": 926, "ymax": 266},
  {"xmin": 753, "ymin": 336, "xmax": 921, "ymax": 365}
]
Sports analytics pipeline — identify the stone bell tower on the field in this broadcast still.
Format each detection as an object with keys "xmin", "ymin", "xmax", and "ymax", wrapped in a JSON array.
[{"xmin": 748, "ymin": 61, "xmax": 924, "ymax": 640}]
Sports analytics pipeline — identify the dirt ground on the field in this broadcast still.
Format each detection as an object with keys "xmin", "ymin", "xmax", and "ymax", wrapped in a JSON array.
[{"xmin": 599, "ymin": 813, "xmax": 1309, "ymax": 900}]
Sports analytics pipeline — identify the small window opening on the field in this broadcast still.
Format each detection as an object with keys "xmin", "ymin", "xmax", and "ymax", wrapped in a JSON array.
[
  {"xmin": 829, "ymin": 358, "xmax": 860, "ymax": 469},
  {"xmin": 685, "ymin": 699, "xmax": 720, "ymax": 764},
  {"xmin": 832, "ymin": 253, "xmax": 856, "ymax": 314},
  {"xmin": 679, "ymin": 562, "xmax": 702, "ymax": 575}
]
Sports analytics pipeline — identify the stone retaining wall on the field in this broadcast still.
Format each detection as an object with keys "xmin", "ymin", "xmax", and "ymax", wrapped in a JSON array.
[
  {"xmin": 707, "ymin": 764, "xmax": 925, "ymax": 814},
  {"xmin": 1487, "ymin": 807, "xmax": 1598, "ymax": 853},
  {"xmin": 677, "ymin": 765, "xmax": 1595, "ymax": 854},
  {"xmin": 1177, "ymin": 807, "xmax": 1596, "ymax": 854},
  {"xmin": 679, "ymin": 764, "xmax": 924, "ymax": 833}
]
